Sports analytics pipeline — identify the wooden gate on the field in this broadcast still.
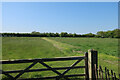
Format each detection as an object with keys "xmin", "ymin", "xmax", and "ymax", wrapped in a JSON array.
[
  {"xmin": 1, "ymin": 49, "xmax": 110, "ymax": 80},
  {"xmin": 1, "ymin": 55, "xmax": 87, "ymax": 80}
]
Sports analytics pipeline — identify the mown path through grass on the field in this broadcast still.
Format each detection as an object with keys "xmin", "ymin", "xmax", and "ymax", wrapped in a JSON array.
[
  {"xmin": 43, "ymin": 37, "xmax": 78, "ymax": 56},
  {"xmin": 42, "ymin": 37, "xmax": 85, "ymax": 56},
  {"xmin": 43, "ymin": 38, "xmax": 119, "ymax": 76}
]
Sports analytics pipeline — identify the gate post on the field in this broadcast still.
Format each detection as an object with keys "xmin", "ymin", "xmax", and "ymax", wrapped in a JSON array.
[
  {"xmin": 85, "ymin": 52, "xmax": 89, "ymax": 80},
  {"xmin": 88, "ymin": 49, "xmax": 98, "ymax": 80}
]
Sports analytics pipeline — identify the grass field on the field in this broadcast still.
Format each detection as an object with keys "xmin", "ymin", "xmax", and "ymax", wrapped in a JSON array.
[{"xmin": 2, "ymin": 37, "xmax": 119, "ymax": 79}]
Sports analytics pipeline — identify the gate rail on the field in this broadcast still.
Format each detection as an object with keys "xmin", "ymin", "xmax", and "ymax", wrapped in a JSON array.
[{"xmin": 0, "ymin": 56, "xmax": 86, "ymax": 80}]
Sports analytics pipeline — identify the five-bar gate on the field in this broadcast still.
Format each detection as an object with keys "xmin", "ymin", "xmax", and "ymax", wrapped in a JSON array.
[{"xmin": 0, "ymin": 49, "xmax": 98, "ymax": 80}]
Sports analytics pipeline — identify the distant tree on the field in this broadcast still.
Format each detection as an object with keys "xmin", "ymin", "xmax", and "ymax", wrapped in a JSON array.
[
  {"xmin": 97, "ymin": 31, "xmax": 105, "ymax": 38},
  {"xmin": 55, "ymin": 33, "xmax": 60, "ymax": 37},
  {"xmin": 60, "ymin": 32, "xmax": 68, "ymax": 37},
  {"xmin": 1, "ymin": 28, "xmax": 120, "ymax": 38},
  {"xmin": 31, "ymin": 31, "xmax": 40, "ymax": 35},
  {"xmin": 73, "ymin": 33, "xmax": 77, "ymax": 37},
  {"xmin": 104, "ymin": 31, "xmax": 114, "ymax": 38},
  {"xmin": 113, "ymin": 29, "xmax": 120, "ymax": 38},
  {"xmin": 49, "ymin": 33, "xmax": 55, "ymax": 37},
  {"xmin": 0, "ymin": 33, "xmax": 2, "ymax": 37},
  {"xmin": 84, "ymin": 33, "xmax": 95, "ymax": 37},
  {"xmin": 67, "ymin": 33, "xmax": 73, "ymax": 37}
]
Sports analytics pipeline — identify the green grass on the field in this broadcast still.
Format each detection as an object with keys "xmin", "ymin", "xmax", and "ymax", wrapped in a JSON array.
[
  {"xmin": 49, "ymin": 37, "xmax": 119, "ymax": 76},
  {"xmin": 50, "ymin": 37, "xmax": 118, "ymax": 56},
  {"xmin": 2, "ymin": 37, "xmax": 66, "ymax": 59},
  {"xmin": 2, "ymin": 37, "xmax": 119, "ymax": 79}
]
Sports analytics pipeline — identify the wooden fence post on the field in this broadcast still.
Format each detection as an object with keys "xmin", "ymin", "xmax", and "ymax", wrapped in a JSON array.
[
  {"xmin": 88, "ymin": 49, "xmax": 98, "ymax": 80},
  {"xmin": 85, "ymin": 52, "xmax": 89, "ymax": 80}
]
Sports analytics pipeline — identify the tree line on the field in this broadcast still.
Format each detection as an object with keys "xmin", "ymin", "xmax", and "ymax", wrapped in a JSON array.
[{"xmin": 0, "ymin": 29, "xmax": 120, "ymax": 38}]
